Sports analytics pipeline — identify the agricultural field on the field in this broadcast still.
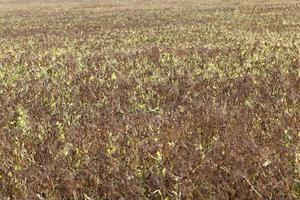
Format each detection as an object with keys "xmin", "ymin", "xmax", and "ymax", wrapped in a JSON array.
[{"xmin": 0, "ymin": 0, "xmax": 299, "ymax": 199}]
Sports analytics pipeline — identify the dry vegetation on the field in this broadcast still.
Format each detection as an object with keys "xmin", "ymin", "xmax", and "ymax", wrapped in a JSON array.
[{"xmin": 0, "ymin": 0, "xmax": 300, "ymax": 199}]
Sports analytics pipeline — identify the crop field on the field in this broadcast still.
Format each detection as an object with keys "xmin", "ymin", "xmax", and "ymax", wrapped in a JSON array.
[{"xmin": 0, "ymin": 0, "xmax": 299, "ymax": 199}]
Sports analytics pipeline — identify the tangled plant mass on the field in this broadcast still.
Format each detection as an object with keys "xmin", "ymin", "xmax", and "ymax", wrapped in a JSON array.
[{"xmin": 0, "ymin": 0, "xmax": 299, "ymax": 199}]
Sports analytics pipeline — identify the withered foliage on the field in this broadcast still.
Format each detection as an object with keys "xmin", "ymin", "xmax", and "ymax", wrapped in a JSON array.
[{"xmin": 0, "ymin": 0, "xmax": 299, "ymax": 199}]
